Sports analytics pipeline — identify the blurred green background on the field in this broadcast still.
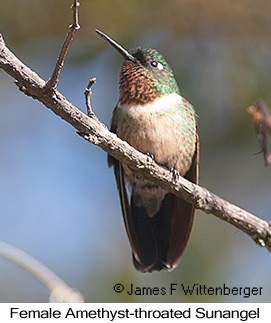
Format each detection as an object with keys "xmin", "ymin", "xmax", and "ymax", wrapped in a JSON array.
[{"xmin": 0, "ymin": 0, "xmax": 270, "ymax": 302}]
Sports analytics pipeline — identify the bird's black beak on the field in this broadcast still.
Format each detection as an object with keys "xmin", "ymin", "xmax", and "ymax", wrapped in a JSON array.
[{"xmin": 95, "ymin": 29, "xmax": 136, "ymax": 62}]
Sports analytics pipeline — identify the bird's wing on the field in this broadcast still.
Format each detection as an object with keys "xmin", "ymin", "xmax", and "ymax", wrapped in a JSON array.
[{"xmin": 165, "ymin": 132, "xmax": 199, "ymax": 269}]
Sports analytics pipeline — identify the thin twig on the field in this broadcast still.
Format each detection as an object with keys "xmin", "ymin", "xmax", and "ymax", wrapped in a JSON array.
[
  {"xmin": 44, "ymin": 0, "xmax": 80, "ymax": 90},
  {"xmin": 0, "ymin": 241, "xmax": 84, "ymax": 302},
  {"xmin": 247, "ymin": 99, "xmax": 271, "ymax": 166},
  {"xmin": 85, "ymin": 78, "xmax": 96, "ymax": 116},
  {"xmin": 0, "ymin": 33, "xmax": 271, "ymax": 252}
]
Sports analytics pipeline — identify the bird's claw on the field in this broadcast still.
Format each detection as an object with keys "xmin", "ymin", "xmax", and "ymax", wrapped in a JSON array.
[
  {"xmin": 146, "ymin": 152, "xmax": 155, "ymax": 166},
  {"xmin": 171, "ymin": 168, "xmax": 180, "ymax": 182}
]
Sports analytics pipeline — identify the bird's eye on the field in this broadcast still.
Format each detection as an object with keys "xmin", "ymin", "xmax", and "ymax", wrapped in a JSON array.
[
  {"xmin": 150, "ymin": 60, "xmax": 158, "ymax": 68},
  {"xmin": 149, "ymin": 59, "xmax": 164, "ymax": 70}
]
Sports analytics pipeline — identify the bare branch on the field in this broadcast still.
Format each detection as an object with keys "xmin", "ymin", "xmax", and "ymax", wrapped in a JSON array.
[
  {"xmin": 85, "ymin": 78, "xmax": 96, "ymax": 116},
  {"xmin": 0, "ymin": 33, "xmax": 271, "ymax": 252},
  {"xmin": 44, "ymin": 0, "xmax": 80, "ymax": 90},
  {"xmin": 248, "ymin": 99, "xmax": 271, "ymax": 166},
  {"xmin": 0, "ymin": 241, "xmax": 84, "ymax": 302}
]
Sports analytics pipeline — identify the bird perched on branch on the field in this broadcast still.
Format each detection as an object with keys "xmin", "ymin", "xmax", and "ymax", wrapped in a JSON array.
[{"xmin": 96, "ymin": 30, "xmax": 199, "ymax": 272}]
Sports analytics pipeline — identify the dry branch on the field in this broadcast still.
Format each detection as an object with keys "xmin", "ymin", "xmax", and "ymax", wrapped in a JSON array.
[
  {"xmin": 0, "ymin": 241, "xmax": 84, "ymax": 302},
  {"xmin": 247, "ymin": 99, "xmax": 271, "ymax": 166},
  {"xmin": 84, "ymin": 77, "xmax": 96, "ymax": 116},
  {"xmin": 0, "ymin": 22, "xmax": 271, "ymax": 253},
  {"xmin": 45, "ymin": 0, "xmax": 80, "ymax": 89}
]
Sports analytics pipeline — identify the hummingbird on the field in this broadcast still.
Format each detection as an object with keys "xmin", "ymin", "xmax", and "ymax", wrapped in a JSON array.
[{"xmin": 96, "ymin": 30, "xmax": 199, "ymax": 272}]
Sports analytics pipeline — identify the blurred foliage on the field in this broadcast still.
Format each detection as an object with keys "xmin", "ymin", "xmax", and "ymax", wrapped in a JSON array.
[
  {"xmin": 2, "ymin": 0, "xmax": 271, "ymax": 42},
  {"xmin": 0, "ymin": 0, "xmax": 271, "ymax": 303}
]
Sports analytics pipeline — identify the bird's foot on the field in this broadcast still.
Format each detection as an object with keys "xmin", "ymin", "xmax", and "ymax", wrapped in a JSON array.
[
  {"xmin": 170, "ymin": 168, "xmax": 180, "ymax": 182},
  {"xmin": 146, "ymin": 152, "xmax": 155, "ymax": 166}
]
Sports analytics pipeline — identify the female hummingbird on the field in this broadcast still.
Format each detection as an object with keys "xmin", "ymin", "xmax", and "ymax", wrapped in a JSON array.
[{"xmin": 96, "ymin": 30, "xmax": 199, "ymax": 272}]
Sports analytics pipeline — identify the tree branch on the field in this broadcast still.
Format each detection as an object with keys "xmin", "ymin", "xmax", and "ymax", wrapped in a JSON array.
[
  {"xmin": 84, "ymin": 77, "xmax": 96, "ymax": 116},
  {"xmin": 247, "ymin": 99, "xmax": 271, "ymax": 166},
  {"xmin": 44, "ymin": 0, "xmax": 80, "ymax": 90},
  {"xmin": 0, "ymin": 241, "xmax": 84, "ymax": 302},
  {"xmin": 0, "ymin": 31, "xmax": 271, "ymax": 252}
]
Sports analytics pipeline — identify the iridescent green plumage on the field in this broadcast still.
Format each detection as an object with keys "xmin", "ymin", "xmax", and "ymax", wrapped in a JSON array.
[{"xmin": 131, "ymin": 47, "xmax": 181, "ymax": 95}]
